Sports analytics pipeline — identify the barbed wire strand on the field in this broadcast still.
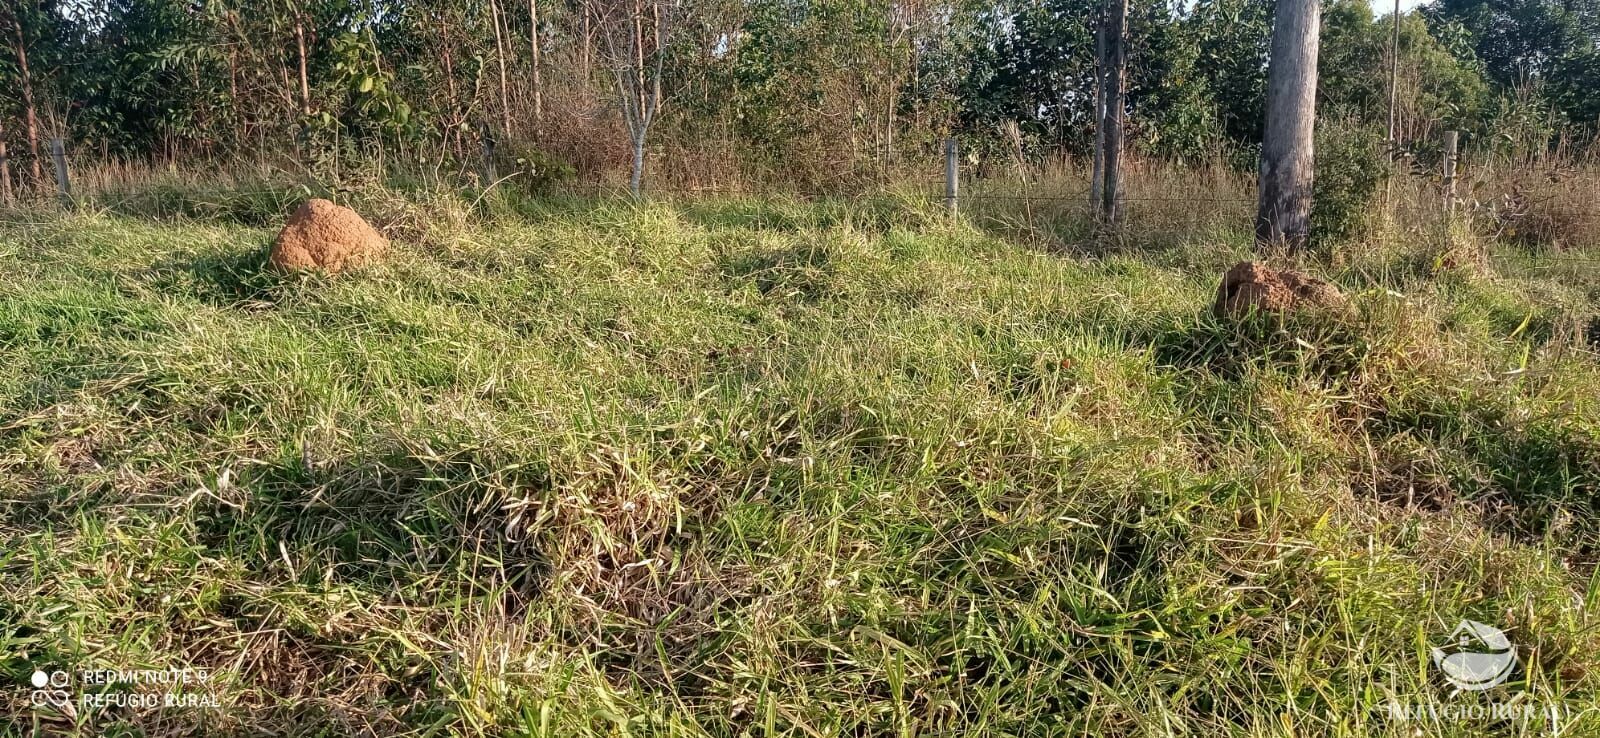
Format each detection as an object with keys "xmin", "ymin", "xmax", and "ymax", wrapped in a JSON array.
[{"xmin": 12, "ymin": 170, "xmax": 1600, "ymax": 270}]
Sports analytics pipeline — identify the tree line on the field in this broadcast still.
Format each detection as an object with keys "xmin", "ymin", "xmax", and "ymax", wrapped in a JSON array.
[{"xmin": 2, "ymin": 0, "xmax": 1598, "ymax": 192}]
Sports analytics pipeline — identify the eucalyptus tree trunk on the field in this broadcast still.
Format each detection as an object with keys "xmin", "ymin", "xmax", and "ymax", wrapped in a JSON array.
[
  {"xmin": 1089, "ymin": 10, "xmax": 1105, "ymax": 209},
  {"xmin": 293, "ymin": 8, "xmax": 311, "ymax": 116},
  {"xmin": 489, "ymin": 0, "xmax": 513, "ymax": 135},
  {"xmin": 529, "ymin": 0, "xmax": 544, "ymax": 123},
  {"xmin": 1387, "ymin": 0, "xmax": 1399, "ymax": 146},
  {"xmin": 607, "ymin": 0, "xmax": 666, "ymax": 198},
  {"xmin": 5, "ymin": 9, "xmax": 42, "ymax": 182},
  {"xmin": 0, "ymin": 121, "xmax": 12, "ymax": 204},
  {"xmin": 630, "ymin": 134, "xmax": 645, "ymax": 196},
  {"xmin": 1256, "ymin": 0, "xmax": 1320, "ymax": 250},
  {"xmin": 1094, "ymin": 0, "xmax": 1127, "ymax": 224}
]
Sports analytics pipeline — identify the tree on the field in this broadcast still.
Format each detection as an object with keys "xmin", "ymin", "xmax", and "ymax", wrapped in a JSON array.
[
  {"xmin": 0, "ymin": 0, "xmax": 1592, "ymax": 190},
  {"xmin": 529, "ymin": 0, "xmax": 545, "ymax": 123},
  {"xmin": 961, "ymin": 0, "xmax": 1100, "ymax": 151},
  {"xmin": 1186, "ymin": 0, "xmax": 1271, "ymax": 146},
  {"xmin": 1316, "ymin": 5, "xmax": 1489, "ymax": 143},
  {"xmin": 1093, "ymin": 0, "xmax": 1128, "ymax": 222},
  {"xmin": 1426, "ymin": 0, "xmax": 1600, "ymax": 128},
  {"xmin": 1256, "ymin": 0, "xmax": 1320, "ymax": 250},
  {"xmin": 591, "ymin": 0, "xmax": 677, "ymax": 196},
  {"xmin": 1319, "ymin": 0, "xmax": 1386, "ymax": 121},
  {"xmin": 1, "ymin": 1, "xmax": 44, "ymax": 182},
  {"xmin": 490, "ymin": 0, "xmax": 514, "ymax": 134},
  {"xmin": 0, "ymin": 115, "xmax": 11, "ymax": 203},
  {"xmin": 1425, "ymin": 0, "xmax": 1594, "ymax": 87}
]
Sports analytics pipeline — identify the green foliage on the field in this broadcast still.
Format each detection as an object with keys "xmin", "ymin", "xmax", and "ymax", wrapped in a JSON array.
[
  {"xmin": 1125, "ymin": 0, "xmax": 1228, "ymax": 162},
  {"xmin": 1319, "ymin": 0, "xmax": 1387, "ymax": 121},
  {"xmin": 64, "ymin": 0, "xmax": 230, "ymax": 153},
  {"xmin": 958, "ymin": 0, "xmax": 1099, "ymax": 150},
  {"xmin": 1425, "ymin": 0, "xmax": 1599, "ymax": 88},
  {"xmin": 1312, "ymin": 121, "xmax": 1388, "ymax": 246},
  {"xmin": 0, "ymin": 0, "xmax": 1593, "ymax": 199},
  {"xmin": 1405, "ymin": 16, "xmax": 1492, "ymax": 135},
  {"xmin": 1427, "ymin": 0, "xmax": 1600, "ymax": 130},
  {"xmin": 1550, "ymin": 48, "xmax": 1600, "ymax": 127},
  {"xmin": 504, "ymin": 143, "xmax": 578, "ymax": 193},
  {"xmin": 1186, "ymin": 0, "xmax": 1271, "ymax": 145},
  {"xmin": 326, "ymin": 32, "xmax": 418, "ymax": 138},
  {"xmin": 1319, "ymin": 2, "xmax": 1491, "ymax": 152}
]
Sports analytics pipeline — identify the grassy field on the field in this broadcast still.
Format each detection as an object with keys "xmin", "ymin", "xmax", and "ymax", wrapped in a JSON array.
[{"xmin": 3, "ymin": 185, "xmax": 1600, "ymax": 736}]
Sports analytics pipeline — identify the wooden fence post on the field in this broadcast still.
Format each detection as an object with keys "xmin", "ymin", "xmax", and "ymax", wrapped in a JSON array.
[
  {"xmin": 1441, "ymin": 130, "xmax": 1458, "ymax": 215},
  {"xmin": 0, "ymin": 141, "xmax": 11, "ymax": 206},
  {"xmin": 478, "ymin": 122, "xmax": 498, "ymax": 186},
  {"xmin": 945, "ymin": 137, "xmax": 959, "ymax": 216},
  {"xmin": 50, "ymin": 137, "xmax": 70, "ymax": 205},
  {"xmin": 1097, "ymin": 0, "xmax": 1128, "ymax": 224}
]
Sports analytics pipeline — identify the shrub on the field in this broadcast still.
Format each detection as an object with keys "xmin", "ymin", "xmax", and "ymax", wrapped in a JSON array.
[
  {"xmin": 1313, "ymin": 121, "xmax": 1389, "ymax": 247},
  {"xmin": 491, "ymin": 140, "xmax": 577, "ymax": 193}
]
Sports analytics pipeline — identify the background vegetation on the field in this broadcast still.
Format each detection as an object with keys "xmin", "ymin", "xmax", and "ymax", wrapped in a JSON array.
[{"xmin": 1, "ymin": 0, "xmax": 1598, "ymax": 192}]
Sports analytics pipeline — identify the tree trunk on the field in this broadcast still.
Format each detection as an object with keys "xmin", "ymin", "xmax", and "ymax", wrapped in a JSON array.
[
  {"xmin": 8, "ymin": 11, "xmax": 43, "ymax": 183},
  {"xmin": 651, "ymin": 2, "xmax": 662, "ymax": 108},
  {"xmin": 1387, "ymin": 0, "xmax": 1399, "ymax": 146},
  {"xmin": 630, "ymin": 133, "xmax": 645, "ymax": 197},
  {"xmin": 226, "ymin": 45, "xmax": 243, "ymax": 148},
  {"xmin": 582, "ymin": 8, "xmax": 592, "ymax": 81},
  {"xmin": 442, "ymin": 44, "xmax": 462, "ymax": 154},
  {"xmin": 529, "ymin": 0, "xmax": 544, "ymax": 124},
  {"xmin": 1256, "ymin": 0, "xmax": 1320, "ymax": 250},
  {"xmin": 489, "ymin": 0, "xmax": 513, "ymax": 135},
  {"xmin": 1098, "ymin": 0, "xmax": 1128, "ymax": 223},
  {"xmin": 1089, "ymin": 6, "xmax": 1106, "ymax": 209},
  {"xmin": 276, "ymin": 30, "xmax": 297, "ymax": 114},
  {"xmin": 883, "ymin": 68, "xmax": 895, "ymax": 181},
  {"xmin": 294, "ymin": 12, "xmax": 311, "ymax": 116},
  {"xmin": 633, "ymin": 0, "xmax": 647, "ymax": 115}
]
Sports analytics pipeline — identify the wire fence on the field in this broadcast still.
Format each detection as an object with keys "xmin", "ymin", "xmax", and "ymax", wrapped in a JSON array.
[
  {"xmin": 1, "ymin": 160, "xmax": 1590, "ymax": 216},
  {"xmin": 8, "ymin": 135, "xmax": 1600, "ymax": 274}
]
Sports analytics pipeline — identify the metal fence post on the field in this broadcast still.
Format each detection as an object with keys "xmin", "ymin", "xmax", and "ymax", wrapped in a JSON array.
[{"xmin": 944, "ymin": 136, "xmax": 959, "ymax": 216}]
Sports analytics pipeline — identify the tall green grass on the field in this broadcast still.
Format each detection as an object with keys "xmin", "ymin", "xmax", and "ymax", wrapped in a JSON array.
[{"xmin": 2, "ymin": 187, "xmax": 1599, "ymax": 736}]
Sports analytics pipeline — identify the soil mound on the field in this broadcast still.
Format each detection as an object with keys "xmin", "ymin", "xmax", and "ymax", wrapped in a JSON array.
[
  {"xmin": 1213, "ymin": 261, "xmax": 1346, "ymax": 318},
  {"xmin": 269, "ymin": 199, "xmax": 388, "ymax": 273}
]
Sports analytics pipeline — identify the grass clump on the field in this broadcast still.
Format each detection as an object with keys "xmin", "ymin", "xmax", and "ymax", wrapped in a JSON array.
[{"xmin": 2, "ymin": 188, "xmax": 1600, "ymax": 736}]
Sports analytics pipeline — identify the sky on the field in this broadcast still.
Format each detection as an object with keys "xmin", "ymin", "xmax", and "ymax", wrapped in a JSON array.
[{"xmin": 1370, "ymin": 0, "xmax": 1430, "ymax": 14}]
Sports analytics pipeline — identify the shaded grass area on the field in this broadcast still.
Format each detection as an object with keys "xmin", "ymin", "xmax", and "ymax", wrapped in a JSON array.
[{"xmin": 2, "ymin": 193, "xmax": 1600, "ymax": 736}]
